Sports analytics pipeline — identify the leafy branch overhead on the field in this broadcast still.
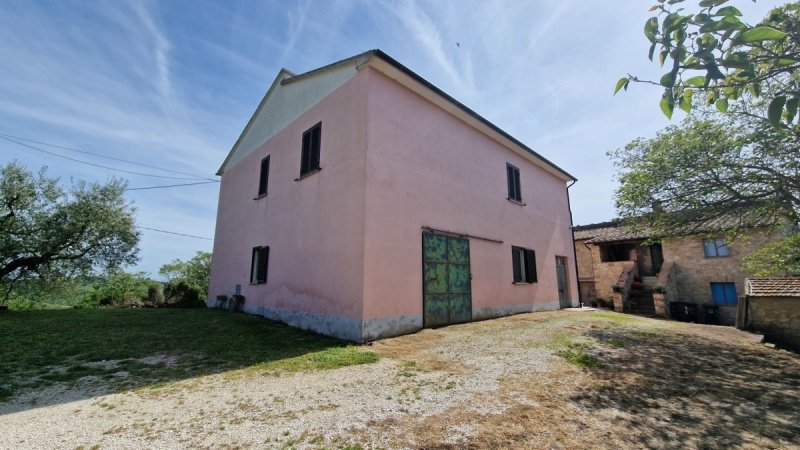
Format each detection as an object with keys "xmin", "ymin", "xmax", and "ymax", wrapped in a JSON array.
[{"xmin": 615, "ymin": 0, "xmax": 799, "ymax": 125}]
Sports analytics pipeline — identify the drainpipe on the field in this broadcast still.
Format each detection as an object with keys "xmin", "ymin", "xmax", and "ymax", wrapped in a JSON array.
[{"xmin": 567, "ymin": 179, "xmax": 582, "ymax": 308}]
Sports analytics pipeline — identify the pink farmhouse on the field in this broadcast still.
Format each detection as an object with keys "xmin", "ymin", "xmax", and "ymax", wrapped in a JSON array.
[{"xmin": 209, "ymin": 50, "xmax": 579, "ymax": 342}]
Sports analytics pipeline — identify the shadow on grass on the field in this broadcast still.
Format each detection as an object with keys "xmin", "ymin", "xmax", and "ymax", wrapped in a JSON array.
[
  {"xmin": 0, "ymin": 308, "xmax": 377, "ymax": 415},
  {"xmin": 575, "ymin": 326, "xmax": 800, "ymax": 448}
]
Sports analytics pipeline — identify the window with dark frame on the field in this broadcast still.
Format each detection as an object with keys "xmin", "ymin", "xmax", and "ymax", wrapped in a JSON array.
[
  {"xmin": 300, "ymin": 122, "xmax": 321, "ymax": 177},
  {"xmin": 710, "ymin": 282, "xmax": 737, "ymax": 305},
  {"xmin": 512, "ymin": 246, "xmax": 537, "ymax": 283},
  {"xmin": 257, "ymin": 155, "xmax": 270, "ymax": 197},
  {"xmin": 507, "ymin": 163, "xmax": 521, "ymax": 202},
  {"xmin": 703, "ymin": 238, "xmax": 729, "ymax": 257},
  {"xmin": 250, "ymin": 246, "xmax": 269, "ymax": 284}
]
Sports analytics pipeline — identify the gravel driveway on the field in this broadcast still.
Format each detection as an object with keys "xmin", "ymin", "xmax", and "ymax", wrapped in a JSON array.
[{"xmin": 2, "ymin": 309, "xmax": 799, "ymax": 449}]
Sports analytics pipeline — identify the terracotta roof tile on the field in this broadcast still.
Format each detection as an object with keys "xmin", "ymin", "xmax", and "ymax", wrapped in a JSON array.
[{"xmin": 746, "ymin": 278, "xmax": 800, "ymax": 297}]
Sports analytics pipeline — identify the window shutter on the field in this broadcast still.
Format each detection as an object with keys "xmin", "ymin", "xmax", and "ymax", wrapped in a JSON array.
[
  {"xmin": 310, "ymin": 125, "xmax": 321, "ymax": 170},
  {"xmin": 525, "ymin": 249, "xmax": 537, "ymax": 283},
  {"xmin": 507, "ymin": 165, "xmax": 515, "ymax": 199},
  {"xmin": 301, "ymin": 131, "xmax": 311, "ymax": 174},
  {"xmin": 258, "ymin": 156, "xmax": 270, "ymax": 196},
  {"xmin": 258, "ymin": 246, "xmax": 269, "ymax": 284},
  {"xmin": 250, "ymin": 247, "xmax": 259, "ymax": 284},
  {"xmin": 512, "ymin": 247, "xmax": 522, "ymax": 282}
]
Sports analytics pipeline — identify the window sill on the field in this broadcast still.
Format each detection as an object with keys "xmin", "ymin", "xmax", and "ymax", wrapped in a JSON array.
[
  {"xmin": 253, "ymin": 193, "xmax": 268, "ymax": 200},
  {"xmin": 512, "ymin": 281, "xmax": 534, "ymax": 285},
  {"xmin": 249, "ymin": 282, "xmax": 266, "ymax": 285},
  {"xmin": 507, "ymin": 198, "xmax": 526, "ymax": 206},
  {"xmin": 295, "ymin": 167, "xmax": 322, "ymax": 181}
]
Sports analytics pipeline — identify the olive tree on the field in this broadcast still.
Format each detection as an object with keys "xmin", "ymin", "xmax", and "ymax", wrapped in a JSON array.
[{"xmin": 0, "ymin": 161, "xmax": 139, "ymax": 300}]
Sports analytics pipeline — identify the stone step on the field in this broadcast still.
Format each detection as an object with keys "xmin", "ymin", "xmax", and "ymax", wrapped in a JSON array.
[{"xmin": 641, "ymin": 276, "xmax": 658, "ymax": 286}]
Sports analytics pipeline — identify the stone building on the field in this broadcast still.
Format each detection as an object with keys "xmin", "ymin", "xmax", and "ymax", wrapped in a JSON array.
[
  {"xmin": 740, "ymin": 278, "xmax": 800, "ymax": 350},
  {"xmin": 574, "ymin": 217, "xmax": 778, "ymax": 325}
]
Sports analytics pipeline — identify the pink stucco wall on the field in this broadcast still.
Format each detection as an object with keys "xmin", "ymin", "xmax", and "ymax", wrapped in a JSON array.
[
  {"xmin": 209, "ymin": 63, "xmax": 578, "ymax": 341},
  {"xmin": 360, "ymin": 67, "xmax": 578, "ymax": 324},
  {"xmin": 209, "ymin": 72, "xmax": 368, "ymax": 334}
]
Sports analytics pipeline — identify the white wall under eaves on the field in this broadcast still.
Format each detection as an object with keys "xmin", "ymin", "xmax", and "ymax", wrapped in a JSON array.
[{"xmin": 223, "ymin": 62, "xmax": 359, "ymax": 171}]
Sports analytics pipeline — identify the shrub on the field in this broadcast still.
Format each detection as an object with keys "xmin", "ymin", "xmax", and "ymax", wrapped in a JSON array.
[{"xmin": 163, "ymin": 281, "xmax": 205, "ymax": 308}]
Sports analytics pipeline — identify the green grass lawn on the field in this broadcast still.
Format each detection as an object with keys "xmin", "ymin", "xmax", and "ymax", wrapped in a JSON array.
[{"xmin": 0, "ymin": 308, "xmax": 378, "ymax": 401}]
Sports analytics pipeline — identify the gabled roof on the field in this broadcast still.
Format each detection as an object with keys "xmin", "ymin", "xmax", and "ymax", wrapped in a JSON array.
[
  {"xmin": 574, "ymin": 210, "xmax": 773, "ymax": 243},
  {"xmin": 746, "ymin": 278, "xmax": 800, "ymax": 297},
  {"xmin": 217, "ymin": 49, "xmax": 576, "ymax": 182}
]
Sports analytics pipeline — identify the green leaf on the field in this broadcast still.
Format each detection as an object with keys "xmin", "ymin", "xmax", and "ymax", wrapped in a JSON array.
[
  {"xmin": 678, "ymin": 95, "xmax": 692, "ymax": 114},
  {"xmin": 659, "ymin": 50, "xmax": 669, "ymax": 67},
  {"xmin": 768, "ymin": 96, "xmax": 787, "ymax": 126},
  {"xmin": 699, "ymin": 0, "xmax": 728, "ymax": 7},
  {"xmin": 614, "ymin": 77, "xmax": 629, "ymax": 95},
  {"xmin": 786, "ymin": 98, "xmax": 799, "ymax": 124},
  {"xmin": 738, "ymin": 27, "xmax": 787, "ymax": 43},
  {"xmin": 713, "ymin": 6, "xmax": 741, "ymax": 16},
  {"xmin": 648, "ymin": 42, "xmax": 657, "ymax": 61},
  {"xmin": 660, "ymin": 72, "xmax": 677, "ymax": 87},
  {"xmin": 715, "ymin": 98, "xmax": 728, "ymax": 113},
  {"xmin": 645, "ymin": 17, "xmax": 659, "ymax": 43},
  {"xmin": 660, "ymin": 91, "xmax": 675, "ymax": 119},
  {"xmin": 685, "ymin": 76, "xmax": 706, "ymax": 87}
]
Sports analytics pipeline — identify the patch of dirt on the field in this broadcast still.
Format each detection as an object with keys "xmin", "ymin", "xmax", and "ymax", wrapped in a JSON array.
[{"xmin": 2, "ymin": 311, "xmax": 799, "ymax": 449}]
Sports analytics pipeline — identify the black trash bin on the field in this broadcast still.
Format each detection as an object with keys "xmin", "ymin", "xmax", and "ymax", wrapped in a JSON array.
[
  {"xmin": 684, "ymin": 303, "xmax": 698, "ymax": 323},
  {"xmin": 702, "ymin": 304, "xmax": 719, "ymax": 324},
  {"xmin": 669, "ymin": 302, "xmax": 684, "ymax": 321}
]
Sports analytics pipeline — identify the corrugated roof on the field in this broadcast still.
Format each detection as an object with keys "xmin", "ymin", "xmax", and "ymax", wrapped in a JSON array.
[{"xmin": 746, "ymin": 278, "xmax": 800, "ymax": 297}]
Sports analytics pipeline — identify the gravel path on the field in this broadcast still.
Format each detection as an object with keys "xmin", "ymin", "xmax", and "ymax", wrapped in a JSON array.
[{"xmin": 2, "ymin": 309, "xmax": 797, "ymax": 449}]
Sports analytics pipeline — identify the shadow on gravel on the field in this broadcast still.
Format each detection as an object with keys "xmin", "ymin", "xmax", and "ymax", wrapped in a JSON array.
[
  {"xmin": 575, "ymin": 325, "xmax": 800, "ymax": 449},
  {"xmin": 0, "ymin": 308, "xmax": 376, "ymax": 415}
]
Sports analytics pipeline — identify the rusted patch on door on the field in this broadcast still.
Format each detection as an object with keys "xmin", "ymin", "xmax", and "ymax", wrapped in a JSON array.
[{"xmin": 423, "ymin": 232, "xmax": 472, "ymax": 327}]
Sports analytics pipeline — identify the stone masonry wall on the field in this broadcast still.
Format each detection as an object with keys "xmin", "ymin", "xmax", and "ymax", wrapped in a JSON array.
[
  {"xmin": 747, "ymin": 297, "xmax": 800, "ymax": 351},
  {"xmin": 661, "ymin": 229, "xmax": 776, "ymax": 324}
]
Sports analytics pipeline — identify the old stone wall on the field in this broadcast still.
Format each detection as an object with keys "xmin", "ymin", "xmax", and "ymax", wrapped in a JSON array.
[
  {"xmin": 662, "ymin": 230, "xmax": 776, "ymax": 325},
  {"xmin": 746, "ymin": 297, "xmax": 800, "ymax": 351}
]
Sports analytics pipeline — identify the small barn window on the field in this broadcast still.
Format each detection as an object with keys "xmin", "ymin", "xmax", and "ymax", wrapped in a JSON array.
[
  {"xmin": 512, "ymin": 246, "xmax": 537, "ymax": 283},
  {"xmin": 250, "ymin": 246, "xmax": 269, "ymax": 284},
  {"xmin": 257, "ymin": 155, "xmax": 270, "ymax": 197},
  {"xmin": 710, "ymin": 282, "xmax": 737, "ymax": 305},
  {"xmin": 703, "ymin": 238, "xmax": 729, "ymax": 257},
  {"xmin": 507, "ymin": 163, "xmax": 521, "ymax": 202},
  {"xmin": 300, "ymin": 122, "xmax": 321, "ymax": 177}
]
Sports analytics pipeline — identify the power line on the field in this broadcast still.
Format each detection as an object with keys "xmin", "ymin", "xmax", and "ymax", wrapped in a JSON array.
[
  {"xmin": 0, "ymin": 132, "xmax": 219, "ymax": 182},
  {"xmin": 125, "ymin": 181, "xmax": 219, "ymax": 191},
  {"xmin": 0, "ymin": 135, "xmax": 217, "ymax": 181},
  {"xmin": 135, "ymin": 226, "xmax": 213, "ymax": 240}
]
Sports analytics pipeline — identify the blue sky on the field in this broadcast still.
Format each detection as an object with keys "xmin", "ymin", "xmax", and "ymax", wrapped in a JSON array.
[{"xmin": 0, "ymin": 0, "xmax": 781, "ymax": 276}]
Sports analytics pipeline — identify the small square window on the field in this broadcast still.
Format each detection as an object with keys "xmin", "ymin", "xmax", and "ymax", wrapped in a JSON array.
[
  {"xmin": 506, "ymin": 163, "xmax": 521, "ymax": 202},
  {"xmin": 300, "ymin": 122, "xmax": 321, "ymax": 177},
  {"xmin": 703, "ymin": 238, "xmax": 729, "ymax": 257},
  {"xmin": 512, "ymin": 246, "xmax": 537, "ymax": 283},
  {"xmin": 710, "ymin": 282, "xmax": 737, "ymax": 305},
  {"xmin": 257, "ymin": 155, "xmax": 270, "ymax": 197},
  {"xmin": 250, "ymin": 246, "xmax": 269, "ymax": 284}
]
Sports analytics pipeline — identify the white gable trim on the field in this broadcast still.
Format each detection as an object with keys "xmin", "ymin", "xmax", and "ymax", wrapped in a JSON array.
[{"xmin": 217, "ymin": 62, "xmax": 359, "ymax": 175}]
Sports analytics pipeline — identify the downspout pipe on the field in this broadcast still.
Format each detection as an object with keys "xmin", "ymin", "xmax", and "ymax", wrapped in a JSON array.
[{"xmin": 567, "ymin": 179, "xmax": 582, "ymax": 308}]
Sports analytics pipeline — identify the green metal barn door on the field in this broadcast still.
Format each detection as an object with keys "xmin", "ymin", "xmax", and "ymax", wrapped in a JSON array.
[
  {"xmin": 422, "ymin": 232, "xmax": 472, "ymax": 327},
  {"xmin": 556, "ymin": 256, "xmax": 570, "ymax": 308}
]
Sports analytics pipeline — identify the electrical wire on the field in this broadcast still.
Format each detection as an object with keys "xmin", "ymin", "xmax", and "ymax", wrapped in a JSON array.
[
  {"xmin": 125, "ymin": 181, "xmax": 219, "ymax": 191},
  {"xmin": 135, "ymin": 226, "xmax": 213, "ymax": 240},
  {"xmin": 0, "ymin": 135, "xmax": 218, "ymax": 181}
]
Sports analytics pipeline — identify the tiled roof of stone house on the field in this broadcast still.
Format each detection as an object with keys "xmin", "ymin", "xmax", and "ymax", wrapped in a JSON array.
[
  {"xmin": 573, "ymin": 211, "xmax": 773, "ymax": 244},
  {"xmin": 746, "ymin": 278, "xmax": 800, "ymax": 297}
]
